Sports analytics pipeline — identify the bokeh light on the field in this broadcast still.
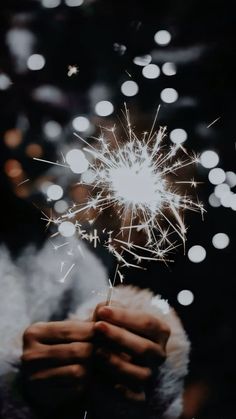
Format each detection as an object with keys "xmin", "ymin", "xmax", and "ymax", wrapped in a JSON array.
[
  {"xmin": 0, "ymin": 73, "xmax": 12, "ymax": 90},
  {"xmin": 41, "ymin": 0, "xmax": 61, "ymax": 7},
  {"xmin": 4, "ymin": 129, "xmax": 22, "ymax": 148},
  {"xmin": 208, "ymin": 168, "xmax": 226, "ymax": 185},
  {"xmin": 133, "ymin": 55, "xmax": 152, "ymax": 66},
  {"xmin": 214, "ymin": 183, "xmax": 230, "ymax": 199},
  {"xmin": 58, "ymin": 221, "xmax": 76, "ymax": 237},
  {"xmin": 66, "ymin": 149, "xmax": 89, "ymax": 174},
  {"xmin": 154, "ymin": 30, "xmax": 171, "ymax": 46},
  {"xmin": 33, "ymin": 85, "xmax": 64, "ymax": 104},
  {"xmin": 208, "ymin": 193, "xmax": 221, "ymax": 208},
  {"xmin": 225, "ymin": 171, "xmax": 236, "ymax": 188},
  {"xmin": 4, "ymin": 159, "xmax": 23, "ymax": 179},
  {"xmin": 113, "ymin": 43, "xmax": 127, "ymax": 55},
  {"xmin": 162, "ymin": 62, "xmax": 177, "ymax": 76},
  {"xmin": 142, "ymin": 64, "xmax": 160, "ymax": 79},
  {"xmin": 212, "ymin": 233, "xmax": 230, "ymax": 249},
  {"xmin": 220, "ymin": 191, "xmax": 234, "ymax": 208},
  {"xmin": 188, "ymin": 245, "xmax": 206, "ymax": 263},
  {"xmin": 230, "ymin": 194, "xmax": 236, "ymax": 211},
  {"xmin": 65, "ymin": 0, "xmax": 84, "ymax": 6},
  {"xmin": 95, "ymin": 100, "xmax": 114, "ymax": 116},
  {"xmin": 54, "ymin": 200, "xmax": 69, "ymax": 214},
  {"xmin": 200, "ymin": 150, "xmax": 219, "ymax": 168},
  {"xmin": 43, "ymin": 121, "xmax": 62, "ymax": 139},
  {"xmin": 72, "ymin": 116, "xmax": 90, "ymax": 132},
  {"xmin": 177, "ymin": 290, "xmax": 194, "ymax": 306},
  {"xmin": 170, "ymin": 128, "xmax": 187, "ymax": 144},
  {"xmin": 40, "ymin": 181, "xmax": 53, "ymax": 194},
  {"xmin": 160, "ymin": 88, "xmax": 178, "ymax": 103},
  {"xmin": 121, "ymin": 81, "xmax": 139, "ymax": 97},
  {"xmin": 26, "ymin": 143, "xmax": 43, "ymax": 158},
  {"xmin": 47, "ymin": 184, "xmax": 63, "ymax": 200},
  {"xmin": 81, "ymin": 169, "xmax": 96, "ymax": 184},
  {"xmin": 27, "ymin": 54, "xmax": 45, "ymax": 71}
]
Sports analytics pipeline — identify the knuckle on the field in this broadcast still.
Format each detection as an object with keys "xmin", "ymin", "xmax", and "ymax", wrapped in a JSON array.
[
  {"xmin": 96, "ymin": 302, "xmax": 106, "ymax": 311},
  {"xmin": 70, "ymin": 365, "xmax": 80, "ymax": 376},
  {"xmin": 99, "ymin": 321, "xmax": 111, "ymax": 336},
  {"xmin": 68, "ymin": 342, "xmax": 93, "ymax": 359},
  {"xmin": 160, "ymin": 324, "xmax": 171, "ymax": 339},
  {"xmin": 140, "ymin": 367, "xmax": 152, "ymax": 382},
  {"xmin": 84, "ymin": 343, "xmax": 93, "ymax": 357},
  {"xmin": 23, "ymin": 325, "xmax": 39, "ymax": 344},
  {"xmin": 158, "ymin": 349, "xmax": 167, "ymax": 363},
  {"xmin": 60, "ymin": 327, "xmax": 72, "ymax": 340},
  {"xmin": 140, "ymin": 341, "xmax": 152, "ymax": 357},
  {"xmin": 68, "ymin": 343, "xmax": 80, "ymax": 358},
  {"xmin": 21, "ymin": 349, "xmax": 42, "ymax": 363},
  {"xmin": 110, "ymin": 355, "xmax": 121, "ymax": 369},
  {"xmin": 143, "ymin": 317, "xmax": 155, "ymax": 331},
  {"xmin": 94, "ymin": 303, "xmax": 106, "ymax": 319},
  {"xmin": 152, "ymin": 345, "xmax": 167, "ymax": 364},
  {"xmin": 21, "ymin": 350, "xmax": 32, "ymax": 363},
  {"xmin": 70, "ymin": 365, "xmax": 86, "ymax": 378}
]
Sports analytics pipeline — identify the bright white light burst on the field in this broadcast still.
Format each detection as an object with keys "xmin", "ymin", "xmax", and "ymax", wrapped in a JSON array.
[
  {"xmin": 53, "ymin": 105, "xmax": 203, "ymax": 267},
  {"xmin": 37, "ymin": 106, "xmax": 203, "ymax": 270}
]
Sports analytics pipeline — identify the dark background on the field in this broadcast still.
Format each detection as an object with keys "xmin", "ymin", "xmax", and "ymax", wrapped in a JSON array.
[{"xmin": 0, "ymin": 1, "xmax": 236, "ymax": 417}]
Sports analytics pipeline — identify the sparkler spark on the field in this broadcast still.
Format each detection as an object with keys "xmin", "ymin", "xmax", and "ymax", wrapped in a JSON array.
[
  {"xmin": 37, "ymin": 105, "xmax": 204, "ymax": 274},
  {"xmin": 207, "ymin": 116, "xmax": 221, "ymax": 128},
  {"xmin": 59, "ymin": 263, "xmax": 76, "ymax": 283},
  {"xmin": 67, "ymin": 65, "xmax": 79, "ymax": 77},
  {"xmin": 51, "ymin": 105, "xmax": 204, "ymax": 268},
  {"xmin": 17, "ymin": 178, "xmax": 30, "ymax": 187}
]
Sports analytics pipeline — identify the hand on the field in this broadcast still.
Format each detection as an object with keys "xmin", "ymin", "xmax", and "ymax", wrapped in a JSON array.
[
  {"xmin": 94, "ymin": 304, "xmax": 170, "ymax": 402},
  {"xmin": 21, "ymin": 320, "xmax": 94, "ymax": 410}
]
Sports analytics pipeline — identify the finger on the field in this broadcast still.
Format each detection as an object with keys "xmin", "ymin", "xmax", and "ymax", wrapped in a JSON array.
[
  {"xmin": 93, "ymin": 300, "xmax": 122, "ymax": 321},
  {"xmin": 94, "ymin": 322, "xmax": 166, "ymax": 363},
  {"xmin": 22, "ymin": 342, "xmax": 93, "ymax": 371},
  {"xmin": 115, "ymin": 385, "xmax": 146, "ymax": 402},
  {"xmin": 93, "ymin": 302, "xmax": 107, "ymax": 321},
  {"xmin": 96, "ymin": 306, "xmax": 170, "ymax": 345},
  {"xmin": 96, "ymin": 349, "xmax": 152, "ymax": 387},
  {"xmin": 23, "ymin": 321, "xmax": 95, "ymax": 346},
  {"xmin": 30, "ymin": 364, "xmax": 87, "ymax": 382}
]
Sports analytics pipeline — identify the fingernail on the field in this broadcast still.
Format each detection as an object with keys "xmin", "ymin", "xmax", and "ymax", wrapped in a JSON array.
[{"xmin": 95, "ymin": 321, "xmax": 108, "ymax": 333}]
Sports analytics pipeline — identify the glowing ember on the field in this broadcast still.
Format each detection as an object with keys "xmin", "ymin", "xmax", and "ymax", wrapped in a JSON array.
[{"xmin": 67, "ymin": 65, "xmax": 79, "ymax": 77}]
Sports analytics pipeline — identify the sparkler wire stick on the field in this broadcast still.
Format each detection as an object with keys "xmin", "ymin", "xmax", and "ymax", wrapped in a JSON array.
[
  {"xmin": 37, "ymin": 106, "xmax": 204, "ymax": 283},
  {"xmin": 106, "ymin": 279, "xmax": 114, "ymax": 306}
]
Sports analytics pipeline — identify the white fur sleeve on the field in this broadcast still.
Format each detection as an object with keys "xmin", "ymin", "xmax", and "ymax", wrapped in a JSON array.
[
  {"xmin": 72, "ymin": 285, "xmax": 190, "ymax": 419},
  {"xmin": 0, "ymin": 241, "xmax": 108, "ymax": 419}
]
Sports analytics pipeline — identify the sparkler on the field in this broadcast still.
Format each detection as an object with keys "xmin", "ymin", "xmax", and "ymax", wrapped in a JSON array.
[
  {"xmin": 36, "ymin": 105, "xmax": 204, "ymax": 281},
  {"xmin": 207, "ymin": 116, "xmax": 221, "ymax": 129}
]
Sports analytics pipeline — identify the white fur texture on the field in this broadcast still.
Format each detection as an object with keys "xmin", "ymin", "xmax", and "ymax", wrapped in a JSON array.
[{"xmin": 0, "ymin": 239, "xmax": 107, "ymax": 375}]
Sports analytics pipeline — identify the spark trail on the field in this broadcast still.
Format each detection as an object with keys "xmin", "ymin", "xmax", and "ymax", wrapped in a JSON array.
[{"xmin": 52, "ymin": 105, "xmax": 204, "ymax": 269}]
